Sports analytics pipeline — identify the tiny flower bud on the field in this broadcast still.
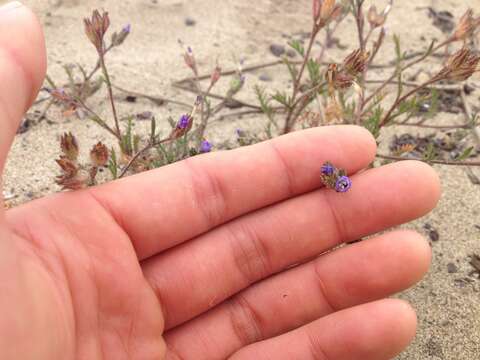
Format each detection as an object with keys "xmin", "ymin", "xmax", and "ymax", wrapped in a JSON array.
[
  {"xmin": 183, "ymin": 46, "xmax": 197, "ymax": 73},
  {"xmin": 112, "ymin": 23, "xmax": 131, "ymax": 47},
  {"xmin": 320, "ymin": 0, "xmax": 336, "ymax": 24},
  {"xmin": 210, "ymin": 65, "xmax": 222, "ymax": 87},
  {"xmin": 313, "ymin": 0, "xmax": 321, "ymax": 20},
  {"xmin": 321, "ymin": 162, "xmax": 336, "ymax": 176},
  {"xmin": 200, "ymin": 140, "xmax": 213, "ymax": 153}
]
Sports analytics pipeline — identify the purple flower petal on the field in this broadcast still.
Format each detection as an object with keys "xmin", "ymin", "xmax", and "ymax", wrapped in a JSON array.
[{"xmin": 335, "ymin": 176, "xmax": 352, "ymax": 193}]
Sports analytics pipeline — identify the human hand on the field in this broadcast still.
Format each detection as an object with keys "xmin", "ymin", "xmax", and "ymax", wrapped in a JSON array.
[{"xmin": 0, "ymin": 3, "xmax": 440, "ymax": 359}]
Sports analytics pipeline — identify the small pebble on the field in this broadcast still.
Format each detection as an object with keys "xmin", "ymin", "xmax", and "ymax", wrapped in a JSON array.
[
  {"xmin": 185, "ymin": 17, "xmax": 196, "ymax": 26},
  {"xmin": 259, "ymin": 74, "xmax": 272, "ymax": 82},
  {"xmin": 447, "ymin": 263, "xmax": 458, "ymax": 274},
  {"xmin": 270, "ymin": 44, "xmax": 285, "ymax": 57}
]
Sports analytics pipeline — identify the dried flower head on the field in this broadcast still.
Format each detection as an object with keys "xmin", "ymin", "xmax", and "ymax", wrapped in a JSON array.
[
  {"xmin": 84, "ymin": 10, "xmax": 110, "ymax": 53},
  {"xmin": 313, "ymin": 0, "xmax": 341, "ymax": 27},
  {"xmin": 438, "ymin": 48, "xmax": 480, "ymax": 81},
  {"xmin": 367, "ymin": 3, "xmax": 392, "ymax": 28},
  {"xmin": 343, "ymin": 49, "xmax": 370, "ymax": 76},
  {"xmin": 60, "ymin": 132, "xmax": 79, "ymax": 161},
  {"xmin": 55, "ymin": 156, "xmax": 90, "ymax": 191},
  {"xmin": 90, "ymin": 142, "xmax": 109, "ymax": 167},
  {"xmin": 452, "ymin": 9, "xmax": 480, "ymax": 42}
]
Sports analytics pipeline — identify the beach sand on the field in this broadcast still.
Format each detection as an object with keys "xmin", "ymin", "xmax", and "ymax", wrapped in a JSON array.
[{"xmin": 3, "ymin": 0, "xmax": 480, "ymax": 358}]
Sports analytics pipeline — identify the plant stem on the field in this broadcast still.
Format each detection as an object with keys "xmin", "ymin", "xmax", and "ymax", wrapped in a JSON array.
[
  {"xmin": 99, "ymin": 55, "xmax": 122, "ymax": 137},
  {"xmin": 119, "ymin": 138, "xmax": 171, "ymax": 178},
  {"xmin": 377, "ymin": 154, "xmax": 480, "ymax": 167},
  {"xmin": 283, "ymin": 26, "xmax": 320, "ymax": 133},
  {"xmin": 363, "ymin": 40, "xmax": 451, "ymax": 107},
  {"xmin": 380, "ymin": 77, "xmax": 441, "ymax": 127}
]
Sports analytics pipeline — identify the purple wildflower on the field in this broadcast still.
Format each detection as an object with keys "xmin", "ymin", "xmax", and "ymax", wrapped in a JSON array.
[
  {"xmin": 177, "ymin": 114, "xmax": 191, "ymax": 129},
  {"xmin": 335, "ymin": 176, "xmax": 352, "ymax": 193},
  {"xmin": 123, "ymin": 24, "xmax": 131, "ymax": 34},
  {"xmin": 321, "ymin": 162, "xmax": 335, "ymax": 176},
  {"xmin": 200, "ymin": 140, "xmax": 213, "ymax": 153}
]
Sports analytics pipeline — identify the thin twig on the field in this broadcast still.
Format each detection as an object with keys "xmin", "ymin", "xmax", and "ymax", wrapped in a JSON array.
[
  {"xmin": 119, "ymin": 138, "xmax": 171, "ymax": 178},
  {"xmin": 377, "ymin": 154, "xmax": 480, "ymax": 166},
  {"xmin": 112, "ymin": 85, "xmax": 191, "ymax": 108},
  {"xmin": 99, "ymin": 55, "xmax": 121, "ymax": 137},
  {"xmin": 363, "ymin": 40, "xmax": 451, "ymax": 107}
]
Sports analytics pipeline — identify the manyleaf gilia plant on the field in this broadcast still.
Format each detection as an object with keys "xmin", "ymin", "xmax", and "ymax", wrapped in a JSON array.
[{"xmin": 41, "ymin": 4, "xmax": 480, "ymax": 192}]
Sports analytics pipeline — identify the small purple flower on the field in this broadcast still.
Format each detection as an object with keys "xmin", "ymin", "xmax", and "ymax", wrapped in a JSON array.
[
  {"xmin": 200, "ymin": 140, "xmax": 213, "ymax": 153},
  {"xmin": 122, "ymin": 24, "xmax": 131, "ymax": 34},
  {"xmin": 335, "ymin": 176, "xmax": 352, "ymax": 193},
  {"xmin": 177, "ymin": 114, "xmax": 191, "ymax": 129},
  {"xmin": 321, "ymin": 163, "xmax": 335, "ymax": 176}
]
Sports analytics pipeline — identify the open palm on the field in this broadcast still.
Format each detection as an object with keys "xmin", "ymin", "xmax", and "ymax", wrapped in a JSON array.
[{"xmin": 0, "ymin": 3, "xmax": 440, "ymax": 360}]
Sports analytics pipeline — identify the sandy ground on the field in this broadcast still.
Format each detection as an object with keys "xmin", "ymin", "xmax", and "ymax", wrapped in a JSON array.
[{"xmin": 2, "ymin": 0, "xmax": 480, "ymax": 359}]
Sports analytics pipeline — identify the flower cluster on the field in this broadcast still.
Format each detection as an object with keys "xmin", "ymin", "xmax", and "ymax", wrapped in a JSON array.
[
  {"xmin": 56, "ymin": 133, "xmax": 109, "ymax": 190},
  {"xmin": 320, "ymin": 162, "xmax": 352, "ymax": 193}
]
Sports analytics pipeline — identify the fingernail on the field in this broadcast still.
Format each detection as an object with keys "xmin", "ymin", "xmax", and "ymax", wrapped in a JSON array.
[{"xmin": 0, "ymin": 1, "xmax": 23, "ymax": 12}]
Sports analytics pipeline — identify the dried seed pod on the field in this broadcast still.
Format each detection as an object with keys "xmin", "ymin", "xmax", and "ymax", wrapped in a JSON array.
[
  {"xmin": 343, "ymin": 49, "xmax": 370, "ymax": 76},
  {"xmin": 90, "ymin": 142, "xmax": 109, "ymax": 167},
  {"xmin": 438, "ymin": 47, "xmax": 480, "ymax": 81},
  {"xmin": 84, "ymin": 10, "xmax": 110, "ymax": 53},
  {"xmin": 60, "ymin": 132, "xmax": 79, "ymax": 161},
  {"xmin": 452, "ymin": 9, "xmax": 479, "ymax": 42}
]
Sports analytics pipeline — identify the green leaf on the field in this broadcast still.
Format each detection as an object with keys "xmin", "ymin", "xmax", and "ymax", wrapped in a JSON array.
[
  {"xmin": 307, "ymin": 59, "xmax": 321, "ymax": 85},
  {"xmin": 422, "ymin": 143, "xmax": 437, "ymax": 162},
  {"xmin": 288, "ymin": 39, "xmax": 305, "ymax": 57},
  {"xmin": 108, "ymin": 147, "xmax": 118, "ymax": 179},
  {"xmin": 272, "ymin": 91, "xmax": 291, "ymax": 108},
  {"xmin": 456, "ymin": 147, "xmax": 474, "ymax": 161},
  {"xmin": 363, "ymin": 107, "xmax": 383, "ymax": 138}
]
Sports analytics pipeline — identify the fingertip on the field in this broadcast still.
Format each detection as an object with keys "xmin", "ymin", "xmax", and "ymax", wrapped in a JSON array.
[
  {"xmin": 0, "ymin": 1, "xmax": 46, "ymax": 107},
  {"xmin": 399, "ymin": 230, "xmax": 432, "ymax": 276},
  {"xmin": 382, "ymin": 160, "xmax": 441, "ymax": 217},
  {"xmin": 384, "ymin": 298, "xmax": 418, "ymax": 345},
  {"xmin": 325, "ymin": 124, "xmax": 378, "ymax": 160}
]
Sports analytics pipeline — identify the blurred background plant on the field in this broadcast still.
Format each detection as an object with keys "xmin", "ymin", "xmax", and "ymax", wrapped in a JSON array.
[{"xmin": 34, "ymin": 1, "xmax": 480, "ymax": 190}]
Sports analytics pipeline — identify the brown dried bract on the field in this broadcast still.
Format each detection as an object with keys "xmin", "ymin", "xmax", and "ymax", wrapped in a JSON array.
[
  {"xmin": 439, "ymin": 48, "xmax": 480, "ymax": 81},
  {"xmin": 452, "ymin": 9, "xmax": 480, "ymax": 42},
  {"xmin": 90, "ymin": 142, "xmax": 109, "ymax": 167},
  {"xmin": 84, "ymin": 10, "xmax": 110, "ymax": 53},
  {"xmin": 60, "ymin": 132, "xmax": 79, "ymax": 161}
]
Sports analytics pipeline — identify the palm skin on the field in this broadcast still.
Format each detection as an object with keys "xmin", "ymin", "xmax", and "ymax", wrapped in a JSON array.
[{"xmin": 0, "ymin": 3, "xmax": 441, "ymax": 360}]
